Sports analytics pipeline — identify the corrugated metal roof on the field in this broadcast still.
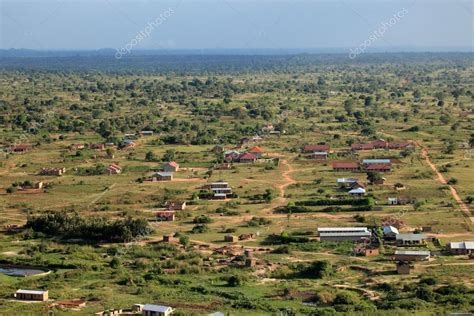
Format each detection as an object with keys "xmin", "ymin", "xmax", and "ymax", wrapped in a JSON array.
[
  {"xmin": 396, "ymin": 233, "xmax": 427, "ymax": 241},
  {"xmin": 143, "ymin": 304, "xmax": 173, "ymax": 312},
  {"xmin": 16, "ymin": 289, "xmax": 47, "ymax": 295},
  {"xmin": 320, "ymin": 232, "xmax": 371, "ymax": 237},
  {"xmin": 318, "ymin": 227, "xmax": 369, "ymax": 232},
  {"xmin": 394, "ymin": 250, "xmax": 430, "ymax": 256},
  {"xmin": 362, "ymin": 159, "xmax": 391, "ymax": 164},
  {"xmin": 450, "ymin": 241, "xmax": 474, "ymax": 249}
]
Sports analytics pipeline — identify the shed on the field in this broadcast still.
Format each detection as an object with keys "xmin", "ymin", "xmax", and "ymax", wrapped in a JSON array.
[{"xmin": 14, "ymin": 289, "xmax": 48, "ymax": 301}]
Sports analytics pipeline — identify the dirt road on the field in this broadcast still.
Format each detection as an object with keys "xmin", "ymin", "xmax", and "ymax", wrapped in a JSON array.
[{"xmin": 420, "ymin": 147, "xmax": 473, "ymax": 223}]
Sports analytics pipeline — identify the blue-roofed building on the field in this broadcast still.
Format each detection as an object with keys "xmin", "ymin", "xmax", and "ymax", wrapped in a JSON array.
[{"xmin": 362, "ymin": 159, "xmax": 391, "ymax": 165}]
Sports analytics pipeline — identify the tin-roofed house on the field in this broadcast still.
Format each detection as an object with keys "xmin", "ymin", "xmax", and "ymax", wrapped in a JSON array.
[
  {"xmin": 153, "ymin": 172, "xmax": 173, "ymax": 181},
  {"xmin": 394, "ymin": 250, "xmax": 431, "ymax": 262},
  {"xmin": 383, "ymin": 225, "xmax": 399, "ymax": 240},
  {"xmin": 348, "ymin": 187, "xmax": 366, "ymax": 197},
  {"xmin": 447, "ymin": 241, "xmax": 474, "ymax": 255},
  {"xmin": 142, "ymin": 304, "xmax": 174, "ymax": 316},
  {"xmin": 14, "ymin": 289, "xmax": 48, "ymax": 301},
  {"xmin": 396, "ymin": 233, "xmax": 428, "ymax": 245}
]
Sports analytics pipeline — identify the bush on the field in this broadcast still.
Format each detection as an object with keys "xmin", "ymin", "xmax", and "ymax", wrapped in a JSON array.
[
  {"xmin": 227, "ymin": 275, "xmax": 244, "ymax": 287},
  {"xmin": 193, "ymin": 215, "xmax": 212, "ymax": 224},
  {"xmin": 191, "ymin": 224, "xmax": 209, "ymax": 234},
  {"xmin": 247, "ymin": 216, "xmax": 272, "ymax": 226}
]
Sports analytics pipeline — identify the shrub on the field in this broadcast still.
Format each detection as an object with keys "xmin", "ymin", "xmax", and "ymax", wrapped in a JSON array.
[
  {"xmin": 191, "ymin": 224, "xmax": 209, "ymax": 234},
  {"xmin": 193, "ymin": 215, "xmax": 212, "ymax": 224}
]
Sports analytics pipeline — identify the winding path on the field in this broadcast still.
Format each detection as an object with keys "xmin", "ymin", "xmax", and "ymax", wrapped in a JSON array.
[{"xmin": 420, "ymin": 146, "xmax": 473, "ymax": 223}]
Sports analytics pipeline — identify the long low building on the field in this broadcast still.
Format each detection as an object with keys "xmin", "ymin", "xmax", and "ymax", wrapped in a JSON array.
[
  {"xmin": 14, "ymin": 289, "xmax": 48, "ymax": 301},
  {"xmin": 318, "ymin": 227, "xmax": 371, "ymax": 242},
  {"xmin": 396, "ymin": 233, "xmax": 428, "ymax": 245},
  {"xmin": 394, "ymin": 250, "xmax": 430, "ymax": 262}
]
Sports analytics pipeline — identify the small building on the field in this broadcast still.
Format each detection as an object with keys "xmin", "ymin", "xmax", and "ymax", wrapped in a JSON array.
[
  {"xmin": 248, "ymin": 146, "xmax": 264, "ymax": 157},
  {"xmin": 396, "ymin": 233, "xmax": 428, "ymax": 245},
  {"xmin": 156, "ymin": 211, "xmax": 176, "ymax": 221},
  {"xmin": 122, "ymin": 139, "xmax": 136, "ymax": 149},
  {"xmin": 446, "ymin": 241, "xmax": 474, "ymax": 255},
  {"xmin": 165, "ymin": 201, "xmax": 186, "ymax": 211},
  {"xmin": 353, "ymin": 245, "xmax": 379, "ymax": 256},
  {"xmin": 337, "ymin": 178, "xmax": 359, "ymax": 188},
  {"xmin": 89, "ymin": 143, "xmax": 105, "ymax": 150},
  {"xmin": 163, "ymin": 161, "xmax": 179, "ymax": 172},
  {"xmin": 153, "ymin": 172, "xmax": 173, "ymax": 181},
  {"xmin": 245, "ymin": 257, "xmax": 257, "ymax": 267},
  {"xmin": 388, "ymin": 197, "xmax": 416, "ymax": 205},
  {"xmin": 106, "ymin": 164, "xmax": 122, "ymax": 175},
  {"xmin": 238, "ymin": 153, "xmax": 257, "ymax": 163},
  {"xmin": 142, "ymin": 304, "xmax": 174, "ymax": 316},
  {"xmin": 124, "ymin": 133, "xmax": 137, "ymax": 139},
  {"xmin": 224, "ymin": 235, "xmax": 237, "ymax": 242},
  {"xmin": 348, "ymin": 187, "xmax": 366, "ymax": 197},
  {"xmin": 310, "ymin": 151, "xmax": 328, "ymax": 160},
  {"xmin": 318, "ymin": 227, "xmax": 371, "ymax": 242},
  {"xmin": 394, "ymin": 250, "xmax": 430, "ymax": 262},
  {"xmin": 14, "ymin": 289, "xmax": 48, "ymax": 301},
  {"xmin": 383, "ymin": 226, "xmax": 399, "ymax": 239},
  {"xmin": 303, "ymin": 144, "xmax": 330, "ymax": 153},
  {"xmin": 40, "ymin": 167, "xmax": 66, "ymax": 176},
  {"xmin": 140, "ymin": 130, "xmax": 154, "ymax": 136},
  {"xmin": 70, "ymin": 143, "xmax": 86, "ymax": 151},
  {"xmin": 396, "ymin": 261, "xmax": 413, "ymax": 274}
]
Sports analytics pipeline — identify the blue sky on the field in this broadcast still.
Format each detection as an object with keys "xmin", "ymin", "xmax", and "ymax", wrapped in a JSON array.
[{"xmin": 0, "ymin": 0, "xmax": 472, "ymax": 51}]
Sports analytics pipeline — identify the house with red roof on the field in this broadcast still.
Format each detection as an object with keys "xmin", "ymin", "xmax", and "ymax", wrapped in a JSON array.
[
  {"xmin": 238, "ymin": 152, "xmax": 257, "ymax": 163},
  {"xmin": 89, "ymin": 143, "xmax": 105, "ymax": 150},
  {"xmin": 163, "ymin": 161, "xmax": 179, "ymax": 172},
  {"xmin": 248, "ymin": 146, "xmax": 264, "ymax": 157},
  {"xmin": 106, "ymin": 164, "xmax": 122, "ymax": 175},
  {"xmin": 332, "ymin": 161, "xmax": 360, "ymax": 172},
  {"xmin": 303, "ymin": 144, "xmax": 330, "ymax": 153},
  {"xmin": 351, "ymin": 143, "xmax": 375, "ymax": 151}
]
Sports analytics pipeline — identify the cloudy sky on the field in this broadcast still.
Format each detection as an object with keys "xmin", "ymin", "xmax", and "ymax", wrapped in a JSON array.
[{"xmin": 0, "ymin": 0, "xmax": 472, "ymax": 51}]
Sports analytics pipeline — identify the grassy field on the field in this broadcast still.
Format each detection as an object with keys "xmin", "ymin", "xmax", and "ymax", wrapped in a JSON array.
[{"xmin": 0, "ymin": 55, "xmax": 473, "ymax": 315}]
